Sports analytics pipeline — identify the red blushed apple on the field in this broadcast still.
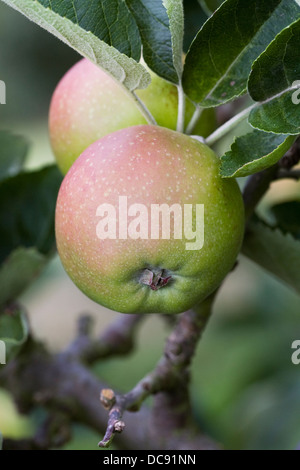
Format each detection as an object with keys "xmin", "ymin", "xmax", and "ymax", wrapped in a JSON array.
[
  {"xmin": 55, "ymin": 125, "xmax": 244, "ymax": 314},
  {"xmin": 49, "ymin": 58, "xmax": 216, "ymax": 174}
]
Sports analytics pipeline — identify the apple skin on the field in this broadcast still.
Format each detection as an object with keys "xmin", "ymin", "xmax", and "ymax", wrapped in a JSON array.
[
  {"xmin": 55, "ymin": 125, "xmax": 245, "ymax": 314},
  {"xmin": 49, "ymin": 58, "xmax": 216, "ymax": 174}
]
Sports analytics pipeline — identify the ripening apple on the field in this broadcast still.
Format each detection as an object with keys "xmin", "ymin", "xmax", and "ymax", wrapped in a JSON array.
[
  {"xmin": 49, "ymin": 58, "xmax": 216, "ymax": 174},
  {"xmin": 55, "ymin": 125, "xmax": 244, "ymax": 314}
]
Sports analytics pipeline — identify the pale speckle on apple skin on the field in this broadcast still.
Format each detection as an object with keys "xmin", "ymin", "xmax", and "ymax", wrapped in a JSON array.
[{"xmin": 56, "ymin": 125, "xmax": 245, "ymax": 314}]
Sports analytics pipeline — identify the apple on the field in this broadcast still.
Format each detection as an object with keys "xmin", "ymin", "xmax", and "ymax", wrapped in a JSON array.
[
  {"xmin": 55, "ymin": 125, "xmax": 244, "ymax": 314},
  {"xmin": 49, "ymin": 58, "xmax": 216, "ymax": 174}
]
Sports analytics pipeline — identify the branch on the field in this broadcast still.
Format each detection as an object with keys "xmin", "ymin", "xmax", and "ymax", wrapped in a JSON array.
[
  {"xmin": 277, "ymin": 169, "xmax": 300, "ymax": 180},
  {"xmin": 278, "ymin": 138, "xmax": 300, "ymax": 169},
  {"xmin": 0, "ymin": 294, "xmax": 218, "ymax": 450},
  {"xmin": 98, "ymin": 294, "xmax": 216, "ymax": 448},
  {"xmin": 0, "ymin": 338, "xmax": 219, "ymax": 450},
  {"xmin": 66, "ymin": 313, "xmax": 143, "ymax": 363}
]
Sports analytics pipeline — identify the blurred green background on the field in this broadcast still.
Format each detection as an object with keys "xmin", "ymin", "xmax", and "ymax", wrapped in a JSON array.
[{"xmin": 1, "ymin": 1, "xmax": 300, "ymax": 451}]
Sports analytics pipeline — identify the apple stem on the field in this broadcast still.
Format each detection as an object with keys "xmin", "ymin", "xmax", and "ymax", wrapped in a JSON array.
[
  {"xmin": 131, "ymin": 91, "xmax": 158, "ymax": 126},
  {"xmin": 176, "ymin": 83, "xmax": 186, "ymax": 133},
  {"xmin": 205, "ymin": 102, "xmax": 257, "ymax": 147},
  {"xmin": 185, "ymin": 106, "xmax": 203, "ymax": 135},
  {"xmin": 139, "ymin": 269, "xmax": 172, "ymax": 291},
  {"xmin": 190, "ymin": 135, "xmax": 206, "ymax": 144}
]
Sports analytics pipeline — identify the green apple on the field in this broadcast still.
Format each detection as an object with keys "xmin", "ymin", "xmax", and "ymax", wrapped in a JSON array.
[
  {"xmin": 55, "ymin": 125, "xmax": 244, "ymax": 314},
  {"xmin": 49, "ymin": 58, "xmax": 216, "ymax": 174}
]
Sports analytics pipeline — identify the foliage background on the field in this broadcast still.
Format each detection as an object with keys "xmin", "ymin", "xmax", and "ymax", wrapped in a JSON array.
[{"xmin": 0, "ymin": 0, "xmax": 300, "ymax": 450}]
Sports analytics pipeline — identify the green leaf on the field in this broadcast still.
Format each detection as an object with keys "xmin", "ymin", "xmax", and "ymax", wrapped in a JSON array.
[
  {"xmin": 1, "ymin": 0, "xmax": 150, "ymax": 92},
  {"xmin": 270, "ymin": 202, "xmax": 300, "ymax": 239},
  {"xmin": 183, "ymin": 0, "xmax": 208, "ymax": 52},
  {"xmin": 163, "ymin": 0, "xmax": 184, "ymax": 80},
  {"xmin": 0, "ymin": 305, "xmax": 29, "ymax": 363},
  {"xmin": 0, "ymin": 166, "xmax": 62, "ymax": 264},
  {"xmin": 242, "ymin": 217, "xmax": 300, "ymax": 295},
  {"xmin": 0, "ymin": 131, "xmax": 29, "ymax": 182},
  {"xmin": 198, "ymin": 0, "xmax": 224, "ymax": 16},
  {"xmin": 183, "ymin": 0, "xmax": 300, "ymax": 107},
  {"xmin": 248, "ymin": 19, "xmax": 300, "ymax": 135},
  {"xmin": 21, "ymin": 0, "xmax": 141, "ymax": 59},
  {"xmin": 126, "ymin": 0, "xmax": 179, "ymax": 83},
  {"xmin": 220, "ymin": 131, "xmax": 295, "ymax": 178},
  {"xmin": 0, "ymin": 248, "xmax": 49, "ymax": 307}
]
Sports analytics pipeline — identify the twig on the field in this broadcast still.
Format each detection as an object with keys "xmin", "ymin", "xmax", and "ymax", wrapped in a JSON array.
[
  {"xmin": 66, "ymin": 313, "xmax": 143, "ymax": 363},
  {"xmin": 0, "ymin": 342, "xmax": 219, "ymax": 450},
  {"xmin": 98, "ymin": 294, "xmax": 216, "ymax": 448}
]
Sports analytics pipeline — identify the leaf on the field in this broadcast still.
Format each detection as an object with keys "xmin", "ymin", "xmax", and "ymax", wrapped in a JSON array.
[
  {"xmin": 183, "ymin": 0, "xmax": 208, "ymax": 52},
  {"xmin": 220, "ymin": 131, "xmax": 295, "ymax": 178},
  {"xmin": 0, "ymin": 131, "xmax": 29, "ymax": 182},
  {"xmin": 163, "ymin": 0, "xmax": 184, "ymax": 80},
  {"xmin": 242, "ymin": 217, "xmax": 300, "ymax": 295},
  {"xmin": 182, "ymin": 0, "xmax": 300, "ymax": 107},
  {"xmin": 1, "ymin": 0, "xmax": 150, "ymax": 91},
  {"xmin": 126, "ymin": 0, "xmax": 178, "ymax": 83},
  {"xmin": 248, "ymin": 19, "xmax": 300, "ymax": 135},
  {"xmin": 0, "ymin": 248, "xmax": 49, "ymax": 307},
  {"xmin": 270, "ymin": 202, "xmax": 300, "ymax": 239},
  {"xmin": 0, "ymin": 166, "xmax": 62, "ymax": 264},
  {"xmin": 0, "ymin": 305, "xmax": 29, "ymax": 363},
  {"xmin": 198, "ymin": 0, "xmax": 224, "ymax": 16},
  {"xmin": 21, "ymin": 0, "xmax": 141, "ymax": 59}
]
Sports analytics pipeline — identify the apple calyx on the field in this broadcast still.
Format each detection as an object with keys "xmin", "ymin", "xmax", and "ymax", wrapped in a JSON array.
[{"xmin": 139, "ymin": 269, "xmax": 172, "ymax": 291}]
